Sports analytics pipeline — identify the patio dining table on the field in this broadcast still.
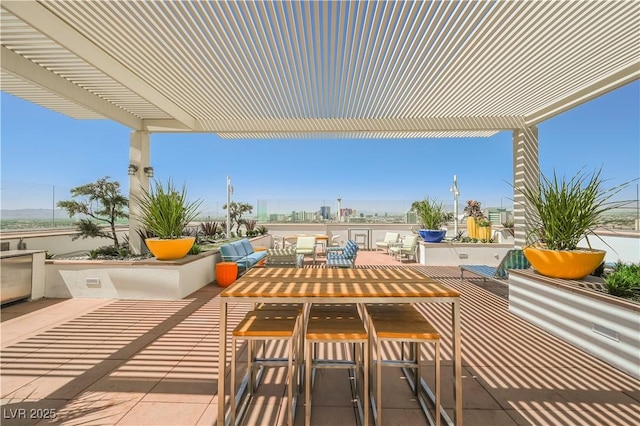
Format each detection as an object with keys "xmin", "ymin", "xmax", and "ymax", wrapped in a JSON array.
[{"xmin": 217, "ymin": 267, "xmax": 463, "ymax": 425}]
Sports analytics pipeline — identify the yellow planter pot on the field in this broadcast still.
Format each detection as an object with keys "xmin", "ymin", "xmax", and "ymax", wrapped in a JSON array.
[
  {"xmin": 145, "ymin": 237, "xmax": 195, "ymax": 260},
  {"xmin": 477, "ymin": 226, "xmax": 492, "ymax": 241},
  {"xmin": 523, "ymin": 246, "xmax": 606, "ymax": 280},
  {"xmin": 466, "ymin": 217, "xmax": 478, "ymax": 239}
]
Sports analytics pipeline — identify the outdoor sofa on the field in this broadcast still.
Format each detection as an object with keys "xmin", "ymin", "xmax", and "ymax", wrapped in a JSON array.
[{"xmin": 219, "ymin": 238, "xmax": 267, "ymax": 272}]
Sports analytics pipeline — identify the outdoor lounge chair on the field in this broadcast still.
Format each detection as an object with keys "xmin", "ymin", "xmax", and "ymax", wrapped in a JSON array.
[
  {"xmin": 326, "ymin": 239, "xmax": 359, "ymax": 268},
  {"xmin": 295, "ymin": 236, "xmax": 317, "ymax": 265},
  {"xmin": 265, "ymin": 247, "xmax": 304, "ymax": 268},
  {"xmin": 389, "ymin": 235, "xmax": 419, "ymax": 263},
  {"xmin": 375, "ymin": 232, "xmax": 400, "ymax": 253},
  {"xmin": 460, "ymin": 249, "xmax": 531, "ymax": 281}
]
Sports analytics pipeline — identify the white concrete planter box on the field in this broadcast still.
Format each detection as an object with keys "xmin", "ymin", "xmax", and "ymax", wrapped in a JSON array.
[
  {"xmin": 509, "ymin": 269, "xmax": 640, "ymax": 379},
  {"xmin": 419, "ymin": 242, "xmax": 513, "ymax": 266},
  {"xmin": 43, "ymin": 236, "xmax": 272, "ymax": 300},
  {"xmin": 45, "ymin": 250, "xmax": 221, "ymax": 300}
]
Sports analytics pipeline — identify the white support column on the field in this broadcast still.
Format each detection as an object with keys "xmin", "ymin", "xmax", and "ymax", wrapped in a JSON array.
[
  {"xmin": 512, "ymin": 126, "xmax": 539, "ymax": 248},
  {"xmin": 129, "ymin": 131, "xmax": 151, "ymax": 254}
]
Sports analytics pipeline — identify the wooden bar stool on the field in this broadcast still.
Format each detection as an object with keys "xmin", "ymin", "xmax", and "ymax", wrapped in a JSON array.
[
  {"xmin": 365, "ymin": 304, "xmax": 441, "ymax": 426},
  {"xmin": 254, "ymin": 302, "xmax": 306, "ymax": 391},
  {"xmin": 231, "ymin": 310, "xmax": 302, "ymax": 426},
  {"xmin": 305, "ymin": 303, "xmax": 369, "ymax": 426}
]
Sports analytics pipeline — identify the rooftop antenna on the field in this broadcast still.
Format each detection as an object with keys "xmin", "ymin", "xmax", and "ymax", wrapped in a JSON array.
[
  {"xmin": 450, "ymin": 175, "xmax": 460, "ymax": 236},
  {"xmin": 226, "ymin": 176, "xmax": 233, "ymax": 238}
]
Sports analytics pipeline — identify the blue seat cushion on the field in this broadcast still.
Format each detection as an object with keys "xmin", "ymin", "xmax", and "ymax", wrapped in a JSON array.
[
  {"xmin": 240, "ymin": 239, "xmax": 254, "ymax": 255},
  {"xmin": 220, "ymin": 243, "xmax": 239, "ymax": 261},
  {"xmin": 232, "ymin": 240, "xmax": 249, "ymax": 257}
]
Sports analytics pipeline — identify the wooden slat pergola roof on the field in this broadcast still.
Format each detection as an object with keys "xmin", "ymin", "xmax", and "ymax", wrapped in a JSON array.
[{"xmin": 1, "ymin": 0, "xmax": 639, "ymax": 139}]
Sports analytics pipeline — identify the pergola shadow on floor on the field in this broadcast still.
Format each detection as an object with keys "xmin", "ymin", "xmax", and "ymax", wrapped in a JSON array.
[{"xmin": 1, "ymin": 251, "xmax": 639, "ymax": 426}]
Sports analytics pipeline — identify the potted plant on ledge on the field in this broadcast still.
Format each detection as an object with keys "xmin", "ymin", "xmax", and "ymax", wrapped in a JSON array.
[
  {"xmin": 135, "ymin": 179, "xmax": 202, "ymax": 260},
  {"xmin": 412, "ymin": 197, "xmax": 447, "ymax": 243},
  {"xmin": 519, "ymin": 167, "xmax": 631, "ymax": 280}
]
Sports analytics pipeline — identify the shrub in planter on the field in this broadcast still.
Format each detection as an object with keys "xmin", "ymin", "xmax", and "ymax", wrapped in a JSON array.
[
  {"xmin": 605, "ymin": 262, "xmax": 640, "ymax": 299},
  {"xmin": 135, "ymin": 179, "xmax": 202, "ymax": 260},
  {"xmin": 411, "ymin": 198, "xmax": 447, "ymax": 243},
  {"xmin": 519, "ymin": 167, "xmax": 633, "ymax": 279}
]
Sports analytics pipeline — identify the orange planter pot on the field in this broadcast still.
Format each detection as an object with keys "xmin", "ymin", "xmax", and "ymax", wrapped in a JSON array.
[
  {"xmin": 216, "ymin": 262, "xmax": 238, "ymax": 287},
  {"xmin": 523, "ymin": 246, "xmax": 606, "ymax": 280},
  {"xmin": 145, "ymin": 237, "xmax": 195, "ymax": 260}
]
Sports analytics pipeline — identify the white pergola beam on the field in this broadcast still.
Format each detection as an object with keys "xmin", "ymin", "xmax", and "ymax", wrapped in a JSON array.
[
  {"xmin": 526, "ymin": 63, "xmax": 640, "ymax": 126},
  {"xmin": 3, "ymin": 0, "xmax": 199, "ymax": 131},
  {"xmin": 2, "ymin": 46, "xmax": 142, "ymax": 129}
]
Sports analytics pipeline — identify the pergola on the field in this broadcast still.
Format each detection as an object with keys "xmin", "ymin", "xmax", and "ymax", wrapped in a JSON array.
[{"xmin": 2, "ymin": 0, "xmax": 638, "ymax": 253}]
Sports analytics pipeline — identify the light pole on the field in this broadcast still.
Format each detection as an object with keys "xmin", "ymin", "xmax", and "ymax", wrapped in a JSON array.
[
  {"xmin": 337, "ymin": 196, "xmax": 342, "ymax": 222},
  {"xmin": 450, "ymin": 175, "xmax": 460, "ymax": 236},
  {"xmin": 226, "ymin": 176, "xmax": 233, "ymax": 239}
]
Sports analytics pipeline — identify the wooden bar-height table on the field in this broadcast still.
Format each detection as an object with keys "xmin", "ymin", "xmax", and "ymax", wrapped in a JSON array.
[{"xmin": 217, "ymin": 268, "xmax": 463, "ymax": 425}]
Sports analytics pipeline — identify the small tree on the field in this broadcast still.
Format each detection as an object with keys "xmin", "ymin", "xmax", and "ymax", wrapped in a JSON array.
[
  {"xmin": 57, "ymin": 176, "xmax": 128, "ymax": 249},
  {"xmin": 222, "ymin": 201, "xmax": 253, "ymax": 233}
]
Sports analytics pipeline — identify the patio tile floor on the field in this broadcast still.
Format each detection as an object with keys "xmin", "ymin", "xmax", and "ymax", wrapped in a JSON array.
[{"xmin": 1, "ymin": 250, "xmax": 639, "ymax": 425}]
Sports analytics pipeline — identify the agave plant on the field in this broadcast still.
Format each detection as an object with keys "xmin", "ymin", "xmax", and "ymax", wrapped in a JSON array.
[
  {"xmin": 518, "ymin": 167, "xmax": 631, "ymax": 251},
  {"xmin": 135, "ymin": 179, "xmax": 202, "ymax": 240}
]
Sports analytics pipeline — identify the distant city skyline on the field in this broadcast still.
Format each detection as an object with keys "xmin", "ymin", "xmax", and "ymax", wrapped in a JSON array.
[{"xmin": 1, "ymin": 81, "xmax": 639, "ymax": 213}]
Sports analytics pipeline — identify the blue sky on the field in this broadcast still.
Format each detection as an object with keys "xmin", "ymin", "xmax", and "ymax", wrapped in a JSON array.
[{"xmin": 1, "ymin": 81, "xmax": 638, "ymax": 214}]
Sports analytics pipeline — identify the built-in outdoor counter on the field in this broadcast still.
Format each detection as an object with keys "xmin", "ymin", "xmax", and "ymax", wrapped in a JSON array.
[{"xmin": 0, "ymin": 249, "xmax": 46, "ymax": 305}]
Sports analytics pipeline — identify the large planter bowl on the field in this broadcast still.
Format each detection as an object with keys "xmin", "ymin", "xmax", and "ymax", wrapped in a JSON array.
[
  {"xmin": 523, "ymin": 246, "xmax": 605, "ymax": 280},
  {"xmin": 145, "ymin": 237, "xmax": 195, "ymax": 260},
  {"xmin": 418, "ymin": 229, "xmax": 446, "ymax": 243}
]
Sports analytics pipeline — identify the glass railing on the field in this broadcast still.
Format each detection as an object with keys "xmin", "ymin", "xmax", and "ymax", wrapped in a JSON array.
[{"xmin": 2, "ymin": 180, "xmax": 638, "ymax": 231}]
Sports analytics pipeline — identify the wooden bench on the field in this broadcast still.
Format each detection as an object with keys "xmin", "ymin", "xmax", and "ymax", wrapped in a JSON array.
[{"xmin": 460, "ymin": 249, "xmax": 530, "ymax": 282}]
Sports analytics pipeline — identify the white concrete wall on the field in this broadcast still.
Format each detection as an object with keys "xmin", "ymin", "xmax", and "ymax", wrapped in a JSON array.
[
  {"xmin": 578, "ymin": 233, "xmax": 640, "ymax": 264},
  {"xmin": 509, "ymin": 273, "xmax": 640, "ymax": 380}
]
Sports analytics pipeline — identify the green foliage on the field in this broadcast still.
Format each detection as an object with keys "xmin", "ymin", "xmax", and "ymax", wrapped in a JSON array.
[
  {"xmin": 200, "ymin": 221, "xmax": 220, "ymax": 237},
  {"xmin": 244, "ymin": 219, "xmax": 257, "ymax": 231},
  {"xmin": 605, "ymin": 262, "xmax": 640, "ymax": 298},
  {"xmin": 188, "ymin": 243, "xmax": 202, "ymax": 255},
  {"xmin": 411, "ymin": 198, "xmax": 446, "ymax": 230},
  {"xmin": 477, "ymin": 218, "xmax": 491, "ymax": 227},
  {"xmin": 57, "ymin": 176, "xmax": 128, "ymax": 249},
  {"xmin": 518, "ymin": 167, "xmax": 632, "ymax": 251},
  {"xmin": 257, "ymin": 225, "xmax": 269, "ymax": 235},
  {"xmin": 222, "ymin": 202, "xmax": 254, "ymax": 233},
  {"xmin": 45, "ymin": 251, "xmax": 55, "ymax": 259},
  {"xmin": 135, "ymin": 179, "xmax": 202, "ymax": 240}
]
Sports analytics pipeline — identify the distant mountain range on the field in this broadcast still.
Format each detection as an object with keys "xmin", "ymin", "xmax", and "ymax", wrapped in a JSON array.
[{"xmin": 1, "ymin": 209, "xmax": 67, "ymax": 220}]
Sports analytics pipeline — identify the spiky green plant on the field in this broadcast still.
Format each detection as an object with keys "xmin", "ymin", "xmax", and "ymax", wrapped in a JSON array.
[
  {"xmin": 411, "ymin": 198, "xmax": 446, "ymax": 230},
  {"xmin": 135, "ymin": 179, "xmax": 202, "ymax": 240},
  {"xmin": 519, "ymin": 167, "xmax": 631, "ymax": 251}
]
